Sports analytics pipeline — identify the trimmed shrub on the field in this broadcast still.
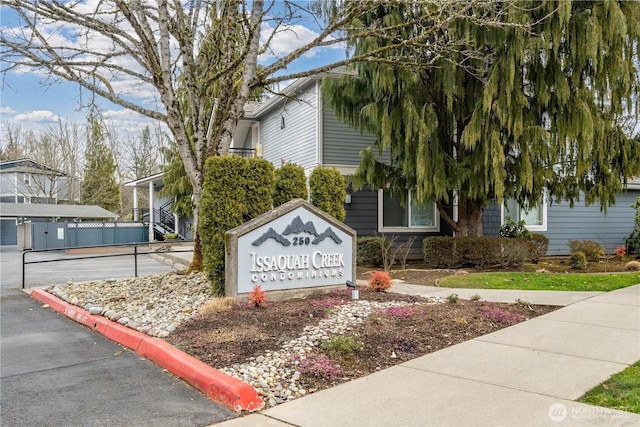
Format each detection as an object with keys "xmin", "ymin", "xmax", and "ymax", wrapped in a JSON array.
[
  {"xmin": 422, "ymin": 236, "xmax": 533, "ymax": 268},
  {"xmin": 273, "ymin": 163, "xmax": 308, "ymax": 207},
  {"xmin": 309, "ymin": 166, "xmax": 346, "ymax": 221},
  {"xmin": 422, "ymin": 237, "xmax": 459, "ymax": 268},
  {"xmin": 356, "ymin": 236, "xmax": 387, "ymax": 266},
  {"xmin": 244, "ymin": 157, "xmax": 275, "ymax": 220},
  {"xmin": 568, "ymin": 240, "xmax": 605, "ymax": 261},
  {"xmin": 500, "ymin": 238, "xmax": 533, "ymax": 267},
  {"xmin": 570, "ymin": 251, "xmax": 588, "ymax": 269},
  {"xmin": 530, "ymin": 234, "xmax": 549, "ymax": 263},
  {"xmin": 200, "ymin": 155, "xmax": 274, "ymax": 295}
]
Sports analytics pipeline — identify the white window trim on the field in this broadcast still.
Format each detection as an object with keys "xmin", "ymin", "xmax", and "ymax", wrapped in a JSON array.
[
  {"xmin": 23, "ymin": 172, "xmax": 31, "ymax": 186},
  {"xmin": 378, "ymin": 190, "xmax": 440, "ymax": 233},
  {"xmin": 500, "ymin": 195, "xmax": 548, "ymax": 232}
]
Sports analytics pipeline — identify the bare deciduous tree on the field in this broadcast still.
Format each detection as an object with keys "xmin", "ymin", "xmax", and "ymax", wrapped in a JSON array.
[
  {"xmin": 0, "ymin": 0, "xmax": 518, "ymax": 269},
  {"xmin": 1, "ymin": 122, "xmax": 83, "ymax": 203},
  {"xmin": 0, "ymin": 124, "xmax": 27, "ymax": 161}
]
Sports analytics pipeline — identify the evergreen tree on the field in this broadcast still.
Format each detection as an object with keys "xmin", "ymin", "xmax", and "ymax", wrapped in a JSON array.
[
  {"xmin": 158, "ymin": 142, "xmax": 193, "ymax": 219},
  {"xmin": 81, "ymin": 108, "xmax": 120, "ymax": 213},
  {"xmin": 324, "ymin": 1, "xmax": 640, "ymax": 236}
]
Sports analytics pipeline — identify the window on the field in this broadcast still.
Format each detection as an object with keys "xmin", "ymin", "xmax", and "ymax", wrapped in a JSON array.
[
  {"xmin": 502, "ymin": 197, "xmax": 546, "ymax": 231},
  {"xmin": 23, "ymin": 173, "xmax": 30, "ymax": 186},
  {"xmin": 379, "ymin": 190, "xmax": 439, "ymax": 232}
]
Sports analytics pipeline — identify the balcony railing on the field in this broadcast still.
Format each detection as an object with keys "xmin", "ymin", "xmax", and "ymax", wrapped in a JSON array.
[{"xmin": 228, "ymin": 147, "xmax": 256, "ymax": 158}]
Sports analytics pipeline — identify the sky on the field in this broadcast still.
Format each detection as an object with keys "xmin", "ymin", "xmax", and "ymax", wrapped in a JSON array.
[{"xmin": 0, "ymin": 2, "xmax": 347, "ymax": 141}]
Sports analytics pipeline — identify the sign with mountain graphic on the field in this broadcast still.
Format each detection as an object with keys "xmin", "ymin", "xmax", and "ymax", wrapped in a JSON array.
[{"xmin": 225, "ymin": 199, "xmax": 356, "ymax": 297}]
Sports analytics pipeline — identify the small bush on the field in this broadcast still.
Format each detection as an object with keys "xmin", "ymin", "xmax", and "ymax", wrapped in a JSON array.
[
  {"xmin": 357, "ymin": 237, "xmax": 386, "ymax": 266},
  {"xmin": 446, "ymin": 293, "xmax": 459, "ymax": 303},
  {"xmin": 500, "ymin": 238, "xmax": 533, "ymax": 267},
  {"xmin": 320, "ymin": 335, "xmax": 363, "ymax": 356},
  {"xmin": 248, "ymin": 284, "xmax": 267, "ymax": 307},
  {"xmin": 515, "ymin": 299, "xmax": 533, "ymax": 310},
  {"xmin": 625, "ymin": 260, "xmax": 640, "ymax": 271},
  {"xmin": 198, "ymin": 297, "xmax": 237, "ymax": 315},
  {"xmin": 570, "ymin": 251, "xmax": 588, "ymax": 269},
  {"xmin": 614, "ymin": 245, "xmax": 627, "ymax": 259},
  {"xmin": 500, "ymin": 217, "xmax": 533, "ymax": 239},
  {"xmin": 530, "ymin": 234, "xmax": 549, "ymax": 262},
  {"xmin": 368, "ymin": 271, "xmax": 393, "ymax": 292},
  {"xmin": 568, "ymin": 240, "xmax": 605, "ymax": 261},
  {"xmin": 470, "ymin": 294, "xmax": 481, "ymax": 301}
]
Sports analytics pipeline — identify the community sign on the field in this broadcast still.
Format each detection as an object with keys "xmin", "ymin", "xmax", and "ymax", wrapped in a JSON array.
[{"xmin": 225, "ymin": 199, "xmax": 356, "ymax": 297}]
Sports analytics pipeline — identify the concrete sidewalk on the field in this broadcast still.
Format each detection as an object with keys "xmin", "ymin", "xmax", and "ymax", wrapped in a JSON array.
[{"xmin": 217, "ymin": 284, "xmax": 640, "ymax": 427}]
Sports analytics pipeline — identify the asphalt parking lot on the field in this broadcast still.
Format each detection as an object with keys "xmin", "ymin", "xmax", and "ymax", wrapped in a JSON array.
[{"xmin": 1, "ymin": 245, "xmax": 236, "ymax": 427}]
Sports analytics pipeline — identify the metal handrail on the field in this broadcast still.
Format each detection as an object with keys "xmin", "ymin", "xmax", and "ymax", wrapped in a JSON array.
[{"xmin": 21, "ymin": 241, "xmax": 193, "ymax": 289}]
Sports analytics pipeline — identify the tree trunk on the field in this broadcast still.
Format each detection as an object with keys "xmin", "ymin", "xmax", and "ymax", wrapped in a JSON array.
[
  {"xmin": 188, "ymin": 181, "xmax": 204, "ymax": 272},
  {"xmin": 456, "ymin": 197, "xmax": 484, "ymax": 236},
  {"xmin": 437, "ymin": 197, "xmax": 484, "ymax": 237}
]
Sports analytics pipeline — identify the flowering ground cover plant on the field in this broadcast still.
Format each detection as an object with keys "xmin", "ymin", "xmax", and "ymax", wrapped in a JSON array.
[{"xmin": 166, "ymin": 287, "xmax": 556, "ymax": 398}]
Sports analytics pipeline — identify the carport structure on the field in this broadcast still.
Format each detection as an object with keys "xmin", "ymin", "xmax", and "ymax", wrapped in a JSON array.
[{"xmin": 0, "ymin": 202, "xmax": 118, "ymax": 247}]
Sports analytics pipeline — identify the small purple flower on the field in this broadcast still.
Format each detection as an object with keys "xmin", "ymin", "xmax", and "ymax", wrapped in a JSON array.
[
  {"xmin": 376, "ymin": 305, "xmax": 415, "ymax": 318},
  {"xmin": 479, "ymin": 304, "xmax": 526, "ymax": 325}
]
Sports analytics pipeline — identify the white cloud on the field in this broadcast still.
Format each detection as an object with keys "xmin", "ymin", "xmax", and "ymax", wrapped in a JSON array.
[
  {"xmin": 0, "ymin": 106, "xmax": 17, "ymax": 114},
  {"xmin": 13, "ymin": 110, "xmax": 62, "ymax": 123},
  {"xmin": 259, "ymin": 22, "xmax": 343, "ymax": 63}
]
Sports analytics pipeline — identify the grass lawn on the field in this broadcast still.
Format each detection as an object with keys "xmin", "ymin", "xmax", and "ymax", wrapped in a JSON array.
[
  {"xmin": 439, "ymin": 272, "xmax": 640, "ymax": 292},
  {"xmin": 579, "ymin": 361, "xmax": 640, "ymax": 414}
]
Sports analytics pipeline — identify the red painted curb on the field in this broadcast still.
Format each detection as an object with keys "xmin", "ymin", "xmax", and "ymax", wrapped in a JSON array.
[
  {"xmin": 139, "ymin": 338, "xmax": 264, "ymax": 412},
  {"xmin": 29, "ymin": 289, "xmax": 264, "ymax": 412}
]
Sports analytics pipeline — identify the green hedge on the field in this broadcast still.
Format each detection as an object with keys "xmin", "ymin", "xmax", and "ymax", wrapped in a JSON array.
[
  {"xmin": 357, "ymin": 237, "xmax": 387, "ymax": 266},
  {"xmin": 422, "ymin": 236, "xmax": 534, "ymax": 268},
  {"xmin": 309, "ymin": 166, "xmax": 346, "ymax": 221},
  {"xmin": 199, "ymin": 155, "xmax": 274, "ymax": 295},
  {"xmin": 273, "ymin": 163, "xmax": 308, "ymax": 207}
]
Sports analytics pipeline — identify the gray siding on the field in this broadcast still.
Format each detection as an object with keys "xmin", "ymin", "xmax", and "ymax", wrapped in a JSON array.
[
  {"xmin": 0, "ymin": 173, "xmax": 15, "ymax": 197},
  {"xmin": 344, "ymin": 188, "xmax": 378, "ymax": 236},
  {"xmin": 261, "ymin": 83, "xmax": 318, "ymax": 171},
  {"xmin": 1, "ymin": 219, "xmax": 17, "ymax": 245},
  {"xmin": 484, "ymin": 191, "xmax": 638, "ymax": 256},
  {"xmin": 543, "ymin": 192, "xmax": 637, "ymax": 256},
  {"xmin": 482, "ymin": 202, "xmax": 501, "ymax": 236},
  {"xmin": 322, "ymin": 103, "xmax": 379, "ymax": 166},
  {"xmin": 345, "ymin": 188, "xmax": 452, "ymax": 259}
]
